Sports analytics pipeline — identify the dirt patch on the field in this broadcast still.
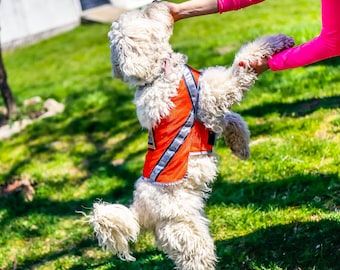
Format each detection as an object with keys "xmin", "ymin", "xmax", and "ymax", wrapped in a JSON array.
[{"xmin": 0, "ymin": 175, "xmax": 35, "ymax": 201}]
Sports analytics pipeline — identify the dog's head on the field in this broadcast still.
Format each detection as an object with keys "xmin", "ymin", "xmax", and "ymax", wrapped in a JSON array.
[{"xmin": 108, "ymin": 3, "xmax": 174, "ymax": 86}]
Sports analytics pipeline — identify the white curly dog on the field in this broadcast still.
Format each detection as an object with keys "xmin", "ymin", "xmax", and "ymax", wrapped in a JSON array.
[{"xmin": 84, "ymin": 3, "xmax": 294, "ymax": 269}]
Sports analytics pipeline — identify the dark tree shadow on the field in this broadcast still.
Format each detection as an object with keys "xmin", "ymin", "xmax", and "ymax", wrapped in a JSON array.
[
  {"xmin": 215, "ymin": 219, "xmax": 340, "ymax": 270},
  {"xmin": 239, "ymin": 95, "xmax": 340, "ymax": 118},
  {"xmin": 2, "ymin": 38, "xmax": 340, "ymax": 270},
  {"xmin": 209, "ymin": 173, "xmax": 339, "ymax": 211},
  {"xmin": 316, "ymin": 56, "xmax": 340, "ymax": 67}
]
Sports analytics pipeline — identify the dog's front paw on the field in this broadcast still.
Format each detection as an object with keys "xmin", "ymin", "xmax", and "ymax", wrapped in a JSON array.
[
  {"xmin": 234, "ymin": 34, "xmax": 294, "ymax": 68},
  {"xmin": 223, "ymin": 113, "xmax": 250, "ymax": 160},
  {"xmin": 260, "ymin": 34, "xmax": 295, "ymax": 54}
]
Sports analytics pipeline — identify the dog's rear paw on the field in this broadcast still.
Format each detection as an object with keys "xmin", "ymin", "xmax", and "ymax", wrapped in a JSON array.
[{"xmin": 87, "ymin": 202, "xmax": 140, "ymax": 261}]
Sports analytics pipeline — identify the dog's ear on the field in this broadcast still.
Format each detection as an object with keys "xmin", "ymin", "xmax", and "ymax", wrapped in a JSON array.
[{"xmin": 108, "ymin": 22, "xmax": 125, "ymax": 80}]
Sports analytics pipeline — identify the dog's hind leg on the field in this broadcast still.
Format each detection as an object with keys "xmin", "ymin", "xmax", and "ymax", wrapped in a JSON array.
[
  {"xmin": 86, "ymin": 202, "xmax": 140, "ymax": 261},
  {"xmin": 155, "ymin": 215, "xmax": 217, "ymax": 270}
]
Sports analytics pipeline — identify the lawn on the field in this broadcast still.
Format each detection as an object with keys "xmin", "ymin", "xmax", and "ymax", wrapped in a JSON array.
[{"xmin": 0, "ymin": 0, "xmax": 339, "ymax": 269}]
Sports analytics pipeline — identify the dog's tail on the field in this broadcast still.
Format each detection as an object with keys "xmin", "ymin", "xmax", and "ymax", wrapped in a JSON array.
[{"xmin": 86, "ymin": 201, "xmax": 140, "ymax": 261}]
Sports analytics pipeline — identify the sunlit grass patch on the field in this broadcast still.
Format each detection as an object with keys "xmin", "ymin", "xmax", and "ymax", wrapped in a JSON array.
[{"xmin": 0, "ymin": 0, "xmax": 339, "ymax": 269}]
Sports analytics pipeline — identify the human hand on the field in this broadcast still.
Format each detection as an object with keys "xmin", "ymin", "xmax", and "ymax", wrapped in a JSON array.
[
  {"xmin": 250, "ymin": 58, "xmax": 269, "ymax": 75},
  {"xmin": 238, "ymin": 58, "xmax": 269, "ymax": 75},
  {"xmin": 163, "ymin": 1, "xmax": 180, "ymax": 21}
]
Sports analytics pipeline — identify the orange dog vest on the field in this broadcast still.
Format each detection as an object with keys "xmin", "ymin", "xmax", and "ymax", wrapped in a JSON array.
[{"xmin": 141, "ymin": 65, "xmax": 215, "ymax": 186}]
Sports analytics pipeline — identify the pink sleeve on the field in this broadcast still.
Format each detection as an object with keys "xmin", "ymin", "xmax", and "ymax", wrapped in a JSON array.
[
  {"xmin": 218, "ymin": 0, "xmax": 264, "ymax": 13},
  {"xmin": 268, "ymin": 34, "xmax": 340, "ymax": 71},
  {"xmin": 268, "ymin": 37, "xmax": 325, "ymax": 71},
  {"xmin": 268, "ymin": 0, "xmax": 340, "ymax": 71}
]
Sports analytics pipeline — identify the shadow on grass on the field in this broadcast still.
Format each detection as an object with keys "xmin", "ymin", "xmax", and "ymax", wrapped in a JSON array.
[
  {"xmin": 317, "ymin": 56, "xmax": 340, "ymax": 67},
  {"xmin": 12, "ymin": 238, "xmax": 96, "ymax": 270},
  {"xmin": 2, "ymin": 130, "xmax": 339, "ymax": 269},
  {"xmin": 0, "ymin": 148, "xmax": 140, "ymax": 219},
  {"xmin": 15, "ymin": 236, "xmax": 174, "ymax": 270},
  {"xmin": 1, "ymin": 63, "xmax": 339, "ymax": 269},
  {"xmin": 0, "ymin": 83, "xmax": 144, "ymax": 249},
  {"xmin": 216, "ymin": 219, "xmax": 340, "ymax": 270},
  {"xmin": 209, "ymin": 173, "xmax": 339, "ymax": 211},
  {"xmin": 13, "ymin": 219, "xmax": 339, "ymax": 270},
  {"xmin": 239, "ymin": 95, "xmax": 340, "ymax": 118},
  {"xmin": 9, "ymin": 172, "xmax": 339, "ymax": 270}
]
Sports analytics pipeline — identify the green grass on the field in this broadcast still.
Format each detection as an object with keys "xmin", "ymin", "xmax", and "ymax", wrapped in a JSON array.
[{"xmin": 0, "ymin": 0, "xmax": 339, "ymax": 269}]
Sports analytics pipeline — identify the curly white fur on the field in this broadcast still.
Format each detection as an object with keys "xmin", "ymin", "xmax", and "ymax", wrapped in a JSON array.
[
  {"xmin": 90, "ymin": 202, "xmax": 140, "ymax": 261},
  {"xmin": 84, "ymin": 3, "xmax": 294, "ymax": 269}
]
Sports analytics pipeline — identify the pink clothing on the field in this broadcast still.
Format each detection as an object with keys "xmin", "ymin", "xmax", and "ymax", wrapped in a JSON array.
[
  {"xmin": 218, "ymin": 0, "xmax": 264, "ymax": 12},
  {"xmin": 268, "ymin": 0, "xmax": 340, "ymax": 71}
]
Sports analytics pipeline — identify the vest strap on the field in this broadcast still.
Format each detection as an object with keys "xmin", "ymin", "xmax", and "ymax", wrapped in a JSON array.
[
  {"xmin": 148, "ymin": 66, "xmax": 197, "ymax": 182},
  {"xmin": 183, "ymin": 64, "xmax": 200, "ymax": 116}
]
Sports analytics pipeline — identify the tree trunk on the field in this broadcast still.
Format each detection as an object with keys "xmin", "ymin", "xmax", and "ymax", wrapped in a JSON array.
[
  {"xmin": 0, "ymin": 1, "xmax": 17, "ymax": 121},
  {"xmin": 0, "ymin": 47, "xmax": 16, "ymax": 120}
]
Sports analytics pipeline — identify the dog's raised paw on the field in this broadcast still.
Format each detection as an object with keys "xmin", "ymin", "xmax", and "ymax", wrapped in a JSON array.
[
  {"xmin": 264, "ymin": 34, "xmax": 295, "ymax": 53},
  {"xmin": 234, "ymin": 34, "xmax": 295, "ymax": 67}
]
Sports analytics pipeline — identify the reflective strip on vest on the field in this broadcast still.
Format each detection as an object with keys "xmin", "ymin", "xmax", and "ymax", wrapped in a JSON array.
[
  {"xmin": 183, "ymin": 64, "xmax": 202, "ymax": 118},
  {"xmin": 148, "ymin": 65, "xmax": 199, "ymax": 182}
]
